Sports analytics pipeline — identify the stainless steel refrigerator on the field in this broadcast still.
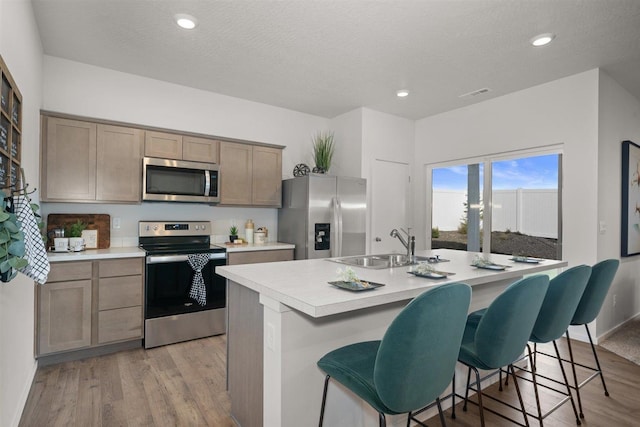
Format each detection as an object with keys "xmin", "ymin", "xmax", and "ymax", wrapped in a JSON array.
[{"xmin": 278, "ymin": 175, "xmax": 366, "ymax": 260}]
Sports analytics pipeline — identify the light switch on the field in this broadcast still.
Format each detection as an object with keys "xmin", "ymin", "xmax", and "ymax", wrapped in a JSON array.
[{"xmin": 599, "ymin": 221, "xmax": 607, "ymax": 234}]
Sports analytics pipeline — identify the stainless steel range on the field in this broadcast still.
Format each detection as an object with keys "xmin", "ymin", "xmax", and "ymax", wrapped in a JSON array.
[{"xmin": 139, "ymin": 221, "xmax": 226, "ymax": 348}]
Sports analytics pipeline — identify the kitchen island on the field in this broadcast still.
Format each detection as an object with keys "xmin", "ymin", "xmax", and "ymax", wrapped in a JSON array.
[{"xmin": 216, "ymin": 249, "xmax": 567, "ymax": 427}]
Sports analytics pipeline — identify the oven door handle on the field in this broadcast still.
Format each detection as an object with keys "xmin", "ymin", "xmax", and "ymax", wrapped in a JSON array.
[{"xmin": 146, "ymin": 253, "xmax": 226, "ymax": 264}]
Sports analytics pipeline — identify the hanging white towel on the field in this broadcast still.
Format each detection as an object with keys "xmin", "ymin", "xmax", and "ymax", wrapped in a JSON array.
[
  {"xmin": 15, "ymin": 196, "xmax": 50, "ymax": 284},
  {"xmin": 187, "ymin": 253, "xmax": 210, "ymax": 306}
]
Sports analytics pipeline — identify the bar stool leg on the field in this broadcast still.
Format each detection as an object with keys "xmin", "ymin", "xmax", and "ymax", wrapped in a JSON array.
[
  {"xmin": 451, "ymin": 371, "xmax": 456, "ymax": 419},
  {"xmin": 565, "ymin": 330, "xmax": 585, "ymax": 419},
  {"xmin": 553, "ymin": 340, "xmax": 581, "ymax": 425},
  {"xmin": 584, "ymin": 325, "xmax": 610, "ymax": 396},
  {"xmin": 318, "ymin": 375, "xmax": 330, "ymax": 427},
  {"xmin": 509, "ymin": 364, "xmax": 530, "ymax": 427}
]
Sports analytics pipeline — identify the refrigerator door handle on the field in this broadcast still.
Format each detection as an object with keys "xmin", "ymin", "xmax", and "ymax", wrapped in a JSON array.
[{"xmin": 331, "ymin": 196, "xmax": 342, "ymax": 257}]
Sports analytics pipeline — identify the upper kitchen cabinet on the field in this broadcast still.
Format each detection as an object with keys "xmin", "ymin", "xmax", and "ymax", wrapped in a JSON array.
[
  {"xmin": 41, "ymin": 115, "xmax": 143, "ymax": 203},
  {"xmin": 219, "ymin": 142, "xmax": 282, "ymax": 207},
  {"xmin": 252, "ymin": 145, "xmax": 282, "ymax": 206},
  {"xmin": 145, "ymin": 131, "xmax": 219, "ymax": 164},
  {"xmin": 183, "ymin": 135, "xmax": 219, "ymax": 163},
  {"xmin": 96, "ymin": 124, "xmax": 144, "ymax": 202},
  {"xmin": 144, "ymin": 130, "xmax": 182, "ymax": 159}
]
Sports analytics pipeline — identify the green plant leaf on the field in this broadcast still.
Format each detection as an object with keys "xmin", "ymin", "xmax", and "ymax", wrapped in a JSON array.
[
  {"xmin": 9, "ymin": 257, "xmax": 28, "ymax": 269},
  {"xmin": 8, "ymin": 240, "xmax": 25, "ymax": 257},
  {"xmin": 0, "ymin": 259, "xmax": 10, "ymax": 273},
  {"xmin": 0, "ymin": 232, "xmax": 9, "ymax": 244},
  {"xmin": 4, "ymin": 220, "xmax": 19, "ymax": 234},
  {"xmin": 0, "ymin": 246, "xmax": 7, "ymax": 258},
  {"xmin": 0, "ymin": 211, "xmax": 9, "ymax": 222}
]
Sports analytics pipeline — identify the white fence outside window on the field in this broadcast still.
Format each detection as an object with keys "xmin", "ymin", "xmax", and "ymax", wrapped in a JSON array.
[{"xmin": 432, "ymin": 189, "xmax": 558, "ymax": 239}]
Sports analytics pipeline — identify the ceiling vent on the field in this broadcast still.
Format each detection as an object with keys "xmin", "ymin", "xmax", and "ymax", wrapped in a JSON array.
[{"xmin": 459, "ymin": 88, "xmax": 492, "ymax": 98}]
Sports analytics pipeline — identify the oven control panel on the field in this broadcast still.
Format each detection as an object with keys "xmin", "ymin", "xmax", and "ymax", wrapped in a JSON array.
[{"xmin": 139, "ymin": 221, "xmax": 210, "ymax": 237}]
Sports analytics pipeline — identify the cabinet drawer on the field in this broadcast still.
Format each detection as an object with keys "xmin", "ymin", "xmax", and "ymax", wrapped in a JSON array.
[
  {"xmin": 48, "ymin": 261, "xmax": 92, "ymax": 282},
  {"xmin": 227, "ymin": 249, "xmax": 294, "ymax": 265},
  {"xmin": 99, "ymin": 258, "xmax": 143, "ymax": 278},
  {"xmin": 99, "ymin": 275, "xmax": 142, "ymax": 310},
  {"xmin": 98, "ymin": 306, "xmax": 142, "ymax": 344}
]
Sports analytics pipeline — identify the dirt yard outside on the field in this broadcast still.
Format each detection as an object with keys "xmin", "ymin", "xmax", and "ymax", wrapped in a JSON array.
[{"xmin": 432, "ymin": 230, "xmax": 560, "ymax": 260}]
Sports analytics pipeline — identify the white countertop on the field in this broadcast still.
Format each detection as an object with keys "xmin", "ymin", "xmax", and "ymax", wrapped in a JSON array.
[
  {"xmin": 216, "ymin": 249, "xmax": 567, "ymax": 318},
  {"xmin": 214, "ymin": 242, "xmax": 295, "ymax": 253},
  {"xmin": 47, "ymin": 247, "xmax": 146, "ymax": 262}
]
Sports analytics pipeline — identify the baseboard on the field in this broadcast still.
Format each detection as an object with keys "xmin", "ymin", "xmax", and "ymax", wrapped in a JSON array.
[
  {"xmin": 37, "ymin": 340, "xmax": 142, "ymax": 367},
  {"xmin": 10, "ymin": 359, "xmax": 37, "ymax": 427},
  {"xmin": 598, "ymin": 312, "xmax": 640, "ymax": 343}
]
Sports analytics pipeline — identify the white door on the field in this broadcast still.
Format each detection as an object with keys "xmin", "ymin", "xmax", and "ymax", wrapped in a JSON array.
[{"xmin": 371, "ymin": 159, "xmax": 410, "ymax": 254}]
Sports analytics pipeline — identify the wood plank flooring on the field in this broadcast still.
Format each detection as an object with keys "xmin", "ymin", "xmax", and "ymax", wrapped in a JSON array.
[{"xmin": 19, "ymin": 335, "xmax": 640, "ymax": 426}]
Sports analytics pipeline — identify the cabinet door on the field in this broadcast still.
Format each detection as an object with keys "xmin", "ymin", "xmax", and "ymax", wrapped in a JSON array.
[
  {"xmin": 183, "ymin": 136, "xmax": 219, "ymax": 163},
  {"xmin": 144, "ymin": 131, "xmax": 182, "ymax": 159},
  {"xmin": 252, "ymin": 146, "xmax": 282, "ymax": 206},
  {"xmin": 38, "ymin": 279, "xmax": 92, "ymax": 355},
  {"xmin": 42, "ymin": 117, "xmax": 97, "ymax": 201},
  {"xmin": 220, "ymin": 141, "xmax": 253, "ymax": 205},
  {"xmin": 96, "ymin": 124, "xmax": 144, "ymax": 202}
]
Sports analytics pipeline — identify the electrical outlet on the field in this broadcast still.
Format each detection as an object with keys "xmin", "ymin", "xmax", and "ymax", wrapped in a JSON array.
[{"xmin": 113, "ymin": 217, "xmax": 121, "ymax": 229}]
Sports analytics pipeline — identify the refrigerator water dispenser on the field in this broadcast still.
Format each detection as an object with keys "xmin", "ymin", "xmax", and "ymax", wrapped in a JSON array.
[{"xmin": 315, "ymin": 223, "xmax": 330, "ymax": 251}]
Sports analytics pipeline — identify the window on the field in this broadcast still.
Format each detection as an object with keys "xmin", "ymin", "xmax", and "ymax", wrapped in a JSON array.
[{"xmin": 430, "ymin": 150, "xmax": 562, "ymax": 260}]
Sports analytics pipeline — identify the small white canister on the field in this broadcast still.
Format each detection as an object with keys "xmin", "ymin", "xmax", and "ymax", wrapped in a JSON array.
[{"xmin": 254, "ymin": 231, "xmax": 266, "ymax": 244}]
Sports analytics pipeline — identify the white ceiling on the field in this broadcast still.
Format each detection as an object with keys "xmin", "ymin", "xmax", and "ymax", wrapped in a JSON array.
[{"xmin": 31, "ymin": 0, "xmax": 640, "ymax": 120}]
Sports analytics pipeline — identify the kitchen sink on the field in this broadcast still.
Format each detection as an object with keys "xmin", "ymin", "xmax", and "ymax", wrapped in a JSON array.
[{"xmin": 330, "ymin": 254, "xmax": 431, "ymax": 269}]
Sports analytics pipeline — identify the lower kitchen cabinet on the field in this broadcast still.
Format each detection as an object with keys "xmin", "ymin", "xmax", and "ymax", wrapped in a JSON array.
[
  {"xmin": 38, "ymin": 267, "xmax": 92, "ymax": 355},
  {"xmin": 37, "ymin": 258, "xmax": 144, "ymax": 357}
]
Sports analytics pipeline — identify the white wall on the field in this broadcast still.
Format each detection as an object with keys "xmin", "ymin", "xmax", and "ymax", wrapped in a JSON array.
[
  {"xmin": 0, "ymin": 1, "xmax": 43, "ymax": 426},
  {"xmin": 41, "ymin": 56, "xmax": 330, "ymax": 237},
  {"xmin": 415, "ymin": 71, "xmax": 600, "ymax": 271},
  {"xmin": 331, "ymin": 108, "xmax": 363, "ymax": 178},
  {"xmin": 597, "ymin": 70, "xmax": 640, "ymax": 337}
]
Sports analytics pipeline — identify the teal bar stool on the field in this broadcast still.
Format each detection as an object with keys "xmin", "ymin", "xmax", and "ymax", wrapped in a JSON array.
[
  {"xmin": 506, "ymin": 265, "xmax": 592, "ymax": 426},
  {"xmin": 317, "ymin": 283, "xmax": 472, "ymax": 427},
  {"xmin": 565, "ymin": 259, "xmax": 619, "ymax": 418},
  {"xmin": 452, "ymin": 274, "xmax": 550, "ymax": 427}
]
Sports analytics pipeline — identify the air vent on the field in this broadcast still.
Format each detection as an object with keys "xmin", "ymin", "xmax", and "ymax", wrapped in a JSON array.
[{"xmin": 458, "ymin": 88, "xmax": 492, "ymax": 98}]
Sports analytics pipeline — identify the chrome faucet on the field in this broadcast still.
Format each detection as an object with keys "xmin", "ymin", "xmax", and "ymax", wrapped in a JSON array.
[{"xmin": 390, "ymin": 228, "xmax": 414, "ymax": 258}]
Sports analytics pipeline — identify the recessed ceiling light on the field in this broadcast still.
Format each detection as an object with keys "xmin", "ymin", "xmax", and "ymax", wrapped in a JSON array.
[
  {"xmin": 175, "ymin": 14, "xmax": 197, "ymax": 30},
  {"xmin": 531, "ymin": 33, "xmax": 555, "ymax": 47},
  {"xmin": 396, "ymin": 90, "xmax": 409, "ymax": 98}
]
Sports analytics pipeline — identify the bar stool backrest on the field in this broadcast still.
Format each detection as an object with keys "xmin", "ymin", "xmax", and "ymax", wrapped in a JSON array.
[
  {"xmin": 531, "ymin": 265, "xmax": 592, "ymax": 343},
  {"xmin": 374, "ymin": 283, "xmax": 471, "ymax": 413},
  {"xmin": 474, "ymin": 275, "xmax": 549, "ymax": 368},
  {"xmin": 571, "ymin": 259, "xmax": 620, "ymax": 326}
]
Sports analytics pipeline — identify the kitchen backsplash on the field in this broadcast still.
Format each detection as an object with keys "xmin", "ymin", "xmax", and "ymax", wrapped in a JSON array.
[{"xmin": 41, "ymin": 202, "xmax": 279, "ymax": 247}]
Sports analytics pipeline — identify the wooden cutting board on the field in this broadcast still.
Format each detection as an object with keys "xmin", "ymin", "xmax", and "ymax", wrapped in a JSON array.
[{"xmin": 47, "ymin": 214, "xmax": 111, "ymax": 249}]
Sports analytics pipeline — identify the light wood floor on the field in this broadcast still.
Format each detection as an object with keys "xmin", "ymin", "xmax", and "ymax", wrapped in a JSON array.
[{"xmin": 19, "ymin": 335, "xmax": 640, "ymax": 426}]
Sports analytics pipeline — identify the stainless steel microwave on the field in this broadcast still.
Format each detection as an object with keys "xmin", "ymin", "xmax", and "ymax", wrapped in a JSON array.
[{"xmin": 142, "ymin": 157, "xmax": 220, "ymax": 203}]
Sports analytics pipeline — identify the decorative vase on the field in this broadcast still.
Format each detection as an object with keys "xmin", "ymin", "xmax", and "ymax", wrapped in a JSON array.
[
  {"xmin": 229, "ymin": 234, "xmax": 238, "ymax": 243},
  {"xmin": 312, "ymin": 166, "xmax": 326, "ymax": 174}
]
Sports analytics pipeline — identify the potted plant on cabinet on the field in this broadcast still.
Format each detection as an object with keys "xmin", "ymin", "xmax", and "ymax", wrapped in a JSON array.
[
  {"xmin": 66, "ymin": 219, "xmax": 87, "ymax": 252},
  {"xmin": 312, "ymin": 131, "xmax": 335, "ymax": 174},
  {"xmin": 229, "ymin": 225, "xmax": 238, "ymax": 243}
]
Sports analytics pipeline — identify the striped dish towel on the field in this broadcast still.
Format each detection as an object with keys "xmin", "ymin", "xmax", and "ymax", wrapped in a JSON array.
[
  {"xmin": 15, "ymin": 196, "xmax": 50, "ymax": 284},
  {"xmin": 188, "ymin": 253, "xmax": 210, "ymax": 306}
]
